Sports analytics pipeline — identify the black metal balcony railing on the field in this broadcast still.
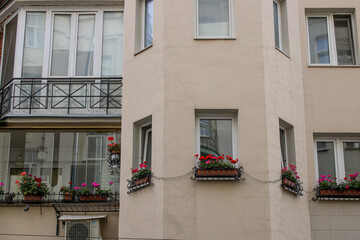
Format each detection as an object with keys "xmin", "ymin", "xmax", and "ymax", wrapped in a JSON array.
[
  {"xmin": 0, "ymin": 77, "xmax": 122, "ymax": 119},
  {"xmin": 0, "ymin": 192, "xmax": 119, "ymax": 209}
]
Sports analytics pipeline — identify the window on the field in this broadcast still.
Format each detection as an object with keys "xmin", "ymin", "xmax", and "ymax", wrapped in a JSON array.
[
  {"xmin": 1, "ymin": 15, "xmax": 17, "ymax": 86},
  {"xmin": 0, "ymin": 130, "xmax": 120, "ymax": 193},
  {"xmin": 133, "ymin": 116, "xmax": 152, "ymax": 169},
  {"xmin": 135, "ymin": 0, "xmax": 154, "ymax": 53},
  {"xmin": 195, "ymin": 0, "xmax": 235, "ymax": 38},
  {"xmin": 273, "ymin": 0, "xmax": 289, "ymax": 54},
  {"xmin": 140, "ymin": 124, "xmax": 152, "ymax": 167},
  {"xmin": 196, "ymin": 113, "xmax": 237, "ymax": 157},
  {"xmin": 307, "ymin": 14, "xmax": 356, "ymax": 65},
  {"xmin": 279, "ymin": 119, "xmax": 296, "ymax": 168},
  {"xmin": 315, "ymin": 138, "xmax": 360, "ymax": 182},
  {"xmin": 0, "ymin": 8, "xmax": 123, "ymax": 84}
]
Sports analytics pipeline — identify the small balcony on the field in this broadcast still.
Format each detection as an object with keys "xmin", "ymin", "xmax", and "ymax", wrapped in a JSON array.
[{"xmin": 0, "ymin": 77, "xmax": 122, "ymax": 119}]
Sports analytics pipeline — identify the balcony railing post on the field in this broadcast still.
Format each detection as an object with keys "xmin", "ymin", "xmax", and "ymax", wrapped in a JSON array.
[
  {"xmin": 29, "ymin": 78, "xmax": 34, "ymax": 115},
  {"xmin": 68, "ymin": 78, "xmax": 72, "ymax": 114},
  {"xmin": 106, "ymin": 78, "xmax": 110, "ymax": 115}
]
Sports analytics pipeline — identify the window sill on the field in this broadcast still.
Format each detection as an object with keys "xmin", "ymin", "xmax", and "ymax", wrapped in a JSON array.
[
  {"xmin": 275, "ymin": 47, "xmax": 290, "ymax": 59},
  {"xmin": 308, "ymin": 65, "xmax": 360, "ymax": 68},
  {"xmin": 194, "ymin": 37, "xmax": 236, "ymax": 40},
  {"xmin": 134, "ymin": 44, "xmax": 153, "ymax": 56}
]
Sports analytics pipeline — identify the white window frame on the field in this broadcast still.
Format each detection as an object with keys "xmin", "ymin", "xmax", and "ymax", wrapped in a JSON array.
[
  {"xmin": 138, "ymin": 123, "xmax": 152, "ymax": 166},
  {"xmin": 0, "ymin": 6, "xmax": 123, "ymax": 83},
  {"xmin": 194, "ymin": 0, "xmax": 236, "ymax": 39},
  {"xmin": 306, "ymin": 13, "xmax": 357, "ymax": 66},
  {"xmin": 279, "ymin": 126, "xmax": 288, "ymax": 168},
  {"xmin": 313, "ymin": 138, "xmax": 360, "ymax": 183},
  {"xmin": 195, "ymin": 114, "xmax": 238, "ymax": 158},
  {"xmin": 273, "ymin": 0, "xmax": 282, "ymax": 49}
]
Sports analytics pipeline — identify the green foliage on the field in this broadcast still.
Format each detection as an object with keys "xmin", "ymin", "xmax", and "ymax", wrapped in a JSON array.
[
  {"xmin": 318, "ymin": 173, "xmax": 360, "ymax": 190},
  {"xmin": 132, "ymin": 169, "xmax": 151, "ymax": 180},
  {"xmin": 195, "ymin": 154, "xmax": 238, "ymax": 170},
  {"xmin": 17, "ymin": 173, "xmax": 49, "ymax": 197}
]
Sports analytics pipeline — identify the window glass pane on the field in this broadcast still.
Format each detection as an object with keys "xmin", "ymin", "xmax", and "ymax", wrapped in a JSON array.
[
  {"xmin": 145, "ymin": 0, "xmax": 153, "ymax": 48},
  {"xmin": 0, "ymin": 132, "xmax": 10, "ymax": 191},
  {"xmin": 343, "ymin": 142, "xmax": 360, "ymax": 177},
  {"xmin": 102, "ymin": 12, "xmax": 124, "ymax": 77},
  {"xmin": 334, "ymin": 15, "xmax": 355, "ymax": 65},
  {"xmin": 1, "ymin": 16, "xmax": 17, "ymax": 87},
  {"xmin": 200, "ymin": 119, "xmax": 232, "ymax": 157},
  {"xmin": 25, "ymin": 132, "xmax": 54, "ymax": 189},
  {"xmin": 51, "ymin": 14, "xmax": 71, "ymax": 76},
  {"xmin": 317, "ymin": 142, "xmax": 336, "ymax": 178},
  {"xmin": 279, "ymin": 128, "xmax": 287, "ymax": 167},
  {"xmin": 198, "ymin": 0, "xmax": 230, "ymax": 37},
  {"xmin": 22, "ymin": 12, "xmax": 45, "ymax": 78},
  {"xmin": 76, "ymin": 14, "xmax": 95, "ymax": 76},
  {"xmin": 308, "ymin": 17, "xmax": 330, "ymax": 64},
  {"xmin": 273, "ymin": 1, "xmax": 280, "ymax": 48}
]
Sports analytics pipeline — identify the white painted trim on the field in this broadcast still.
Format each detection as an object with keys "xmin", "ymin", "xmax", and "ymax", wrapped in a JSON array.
[
  {"xmin": 143, "ymin": 128, "xmax": 152, "ymax": 164},
  {"xmin": 273, "ymin": 0, "xmax": 282, "ymax": 50},
  {"xmin": 138, "ymin": 123, "xmax": 152, "ymax": 166},
  {"xmin": 279, "ymin": 126, "xmax": 288, "ymax": 168},
  {"xmin": 195, "ymin": 113, "xmax": 238, "ymax": 159},
  {"xmin": 306, "ymin": 13, "xmax": 357, "ymax": 66}
]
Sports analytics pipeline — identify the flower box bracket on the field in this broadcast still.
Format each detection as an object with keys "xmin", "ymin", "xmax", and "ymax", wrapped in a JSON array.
[
  {"xmin": 281, "ymin": 177, "xmax": 303, "ymax": 196},
  {"xmin": 313, "ymin": 188, "xmax": 360, "ymax": 201},
  {"xmin": 127, "ymin": 174, "xmax": 152, "ymax": 194}
]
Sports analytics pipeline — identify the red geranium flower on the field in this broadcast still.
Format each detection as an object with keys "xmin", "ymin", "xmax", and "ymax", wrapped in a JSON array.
[
  {"xmin": 199, "ymin": 156, "xmax": 205, "ymax": 161},
  {"xmin": 108, "ymin": 136, "xmax": 114, "ymax": 141},
  {"xmin": 69, "ymin": 182, "xmax": 72, "ymax": 185}
]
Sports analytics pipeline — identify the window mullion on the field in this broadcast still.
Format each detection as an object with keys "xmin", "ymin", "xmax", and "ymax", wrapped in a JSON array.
[
  {"xmin": 328, "ymin": 14, "xmax": 338, "ymax": 66},
  {"xmin": 336, "ymin": 139, "xmax": 346, "ymax": 182},
  {"xmin": 69, "ymin": 13, "xmax": 77, "ymax": 77},
  {"xmin": 93, "ymin": 11, "xmax": 102, "ymax": 77},
  {"xmin": 43, "ymin": 11, "xmax": 52, "ymax": 77}
]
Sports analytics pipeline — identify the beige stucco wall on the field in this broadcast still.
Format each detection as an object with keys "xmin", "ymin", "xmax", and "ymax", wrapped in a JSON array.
[
  {"xmin": 120, "ymin": 0, "xmax": 311, "ymax": 239},
  {"xmin": 299, "ymin": 1, "xmax": 360, "ymax": 239},
  {"xmin": 0, "ymin": 207, "xmax": 119, "ymax": 240}
]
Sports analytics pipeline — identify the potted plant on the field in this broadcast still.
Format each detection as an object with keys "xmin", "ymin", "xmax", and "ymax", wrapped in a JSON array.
[
  {"xmin": 74, "ymin": 183, "xmax": 92, "ymax": 201},
  {"xmin": 282, "ymin": 164, "xmax": 301, "ymax": 189},
  {"xmin": 194, "ymin": 154, "xmax": 241, "ymax": 179},
  {"xmin": 59, "ymin": 182, "xmax": 73, "ymax": 202},
  {"xmin": 91, "ymin": 182, "xmax": 112, "ymax": 201},
  {"xmin": 131, "ymin": 162, "xmax": 151, "ymax": 186},
  {"xmin": 16, "ymin": 172, "xmax": 49, "ymax": 203},
  {"xmin": 107, "ymin": 136, "xmax": 120, "ymax": 155}
]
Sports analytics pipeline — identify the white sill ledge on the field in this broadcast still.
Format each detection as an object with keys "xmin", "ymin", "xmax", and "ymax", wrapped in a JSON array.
[
  {"xmin": 134, "ymin": 44, "xmax": 153, "ymax": 56},
  {"xmin": 275, "ymin": 47, "xmax": 290, "ymax": 59},
  {"xmin": 194, "ymin": 37, "xmax": 236, "ymax": 40},
  {"xmin": 308, "ymin": 65, "xmax": 360, "ymax": 68}
]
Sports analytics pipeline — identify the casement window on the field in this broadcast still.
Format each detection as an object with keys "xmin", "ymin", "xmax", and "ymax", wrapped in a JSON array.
[
  {"xmin": 279, "ymin": 119, "xmax": 296, "ymax": 168},
  {"xmin": 315, "ymin": 138, "xmax": 360, "ymax": 182},
  {"xmin": 0, "ymin": 130, "xmax": 120, "ymax": 193},
  {"xmin": 196, "ymin": 114, "xmax": 237, "ymax": 157},
  {"xmin": 195, "ymin": 0, "xmax": 235, "ymax": 39},
  {"xmin": 307, "ymin": 14, "xmax": 356, "ymax": 65},
  {"xmin": 0, "ymin": 8, "xmax": 123, "ymax": 85},
  {"xmin": 135, "ymin": 0, "xmax": 153, "ymax": 53},
  {"xmin": 133, "ymin": 116, "xmax": 152, "ymax": 169},
  {"xmin": 273, "ymin": 0, "xmax": 289, "ymax": 54},
  {"xmin": 140, "ymin": 124, "xmax": 152, "ymax": 167}
]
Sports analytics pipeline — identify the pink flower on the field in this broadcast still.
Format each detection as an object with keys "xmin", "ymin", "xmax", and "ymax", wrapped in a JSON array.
[
  {"xmin": 205, "ymin": 160, "xmax": 211, "ymax": 164},
  {"xmin": 74, "ymin": 187, "xmax": 80, "ymax": 190},
  {"xmin": 109, "ymin": 182, "xmax": 113, "ymax": 185},
  {"xmin": 0, "ymin": 183, "xmax": 4, "ymax": 186},
  {"xmin": 346, "ymin": 185, "xmax": 350, "ymax": 189},
  {"xmin": 81, "ymin": 183, "xmax": 87, "ymax": 186},
  {"xmin": 296, "ymin": 175, "xmax": 300, "ymax": 179}
]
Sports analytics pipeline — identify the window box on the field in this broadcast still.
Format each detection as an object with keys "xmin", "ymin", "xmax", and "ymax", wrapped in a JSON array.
[
  {"xmin": 281, "ymin": 164, "xmax": 303, "ymax": 196},
  {"xmin": 192, "ymin": 154, "xmax": 244, "ymax": 181},
  {"xmin": 194, "ymin": 167, "xmax": 243, "ymax": 180},
  {"xmin": 62, "ymin": 192, "xmax": 74, "ymax": 202},
  {"xmin": 24, "ymin": 194, "xmax": 42, "ymax": 203},
  {"xmin": 127, "ymin": 173, "xmax": 152, "ymax": 194},
  {"xmin": 79, "ymin": 195, "xmax": 108, "ymax": 202}
]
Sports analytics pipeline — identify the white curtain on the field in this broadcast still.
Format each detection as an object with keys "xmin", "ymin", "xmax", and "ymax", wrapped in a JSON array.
[{"xmin": 198, "ymin": 0, "xmax": 230, "ymax": 37}]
